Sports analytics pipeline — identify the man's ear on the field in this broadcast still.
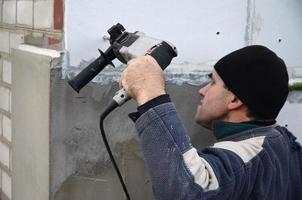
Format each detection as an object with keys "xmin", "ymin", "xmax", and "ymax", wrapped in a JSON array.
[{"xmin": 227, "ymin": 96, "xmax": 243, "ymax": 110}]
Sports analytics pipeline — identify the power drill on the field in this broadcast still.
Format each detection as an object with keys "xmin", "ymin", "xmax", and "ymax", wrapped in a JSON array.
[{"xmin": 68, "ymin": 23, "xmax": 177, "ymax": 106}]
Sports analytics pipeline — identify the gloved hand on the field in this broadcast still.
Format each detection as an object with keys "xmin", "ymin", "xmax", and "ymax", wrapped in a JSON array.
[{"xmin": 120, "ymin": 55, "xmax": 166, "ymax": 106}]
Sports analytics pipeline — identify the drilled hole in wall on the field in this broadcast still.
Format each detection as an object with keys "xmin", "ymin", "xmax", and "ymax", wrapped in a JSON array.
[
  {"xmin": 278, "ymin": 39, "xmax": 282, "ymax": 43},
  {"xmin": 216, "ymin": 32, "xmax": 220, "ymax": 35}
]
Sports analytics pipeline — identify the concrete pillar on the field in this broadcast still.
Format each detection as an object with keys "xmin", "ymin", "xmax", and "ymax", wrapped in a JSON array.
[{"xmin": 11, "ymin": 45, "xmax": 60, "ymax": 200}]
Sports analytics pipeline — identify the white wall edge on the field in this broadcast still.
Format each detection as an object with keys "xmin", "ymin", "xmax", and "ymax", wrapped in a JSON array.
[{"xmin": 18, "ymin": 44, "xmax": 61, "ymax": 58}]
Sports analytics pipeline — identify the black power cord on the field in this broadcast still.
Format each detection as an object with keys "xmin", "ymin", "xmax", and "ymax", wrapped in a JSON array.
[{"xmin": 99, "ymin": 101, "xmax": 131, "ymax": 200}]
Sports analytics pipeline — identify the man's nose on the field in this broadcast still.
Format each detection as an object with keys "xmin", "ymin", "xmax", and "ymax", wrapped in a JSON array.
[{"xmin": 199, "ymin": 83, "xmax": 210, "ymax": 96}]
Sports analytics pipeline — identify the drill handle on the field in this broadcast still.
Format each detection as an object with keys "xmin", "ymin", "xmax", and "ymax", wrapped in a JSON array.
[{"xmin": 68, "ymin": 47, "xmax": 116, "ymax": 93}]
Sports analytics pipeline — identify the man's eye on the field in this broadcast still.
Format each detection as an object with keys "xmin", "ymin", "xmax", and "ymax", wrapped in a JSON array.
[{"xmin": 205, "ymin": 73, "xmax": 213, "ymax": 84}]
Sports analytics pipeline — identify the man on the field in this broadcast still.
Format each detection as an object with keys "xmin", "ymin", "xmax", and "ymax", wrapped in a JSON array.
[{"xmin": 120, "ymin": 45, "xmax": 302, "ymax": 199}]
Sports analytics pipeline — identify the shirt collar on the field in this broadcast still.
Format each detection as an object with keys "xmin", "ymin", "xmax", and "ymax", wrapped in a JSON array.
[{"xmin": 213, "ymin": 120, "xmax": 261, "ymax": 140}]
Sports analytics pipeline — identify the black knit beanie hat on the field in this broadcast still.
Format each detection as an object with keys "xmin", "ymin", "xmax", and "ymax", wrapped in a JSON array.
[{"xmin": 214, "ymin": 45, "xmax": 289, "ymax": 120}]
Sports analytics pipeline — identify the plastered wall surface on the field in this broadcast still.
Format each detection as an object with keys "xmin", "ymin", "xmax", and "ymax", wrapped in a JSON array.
[{"xmin": 252, "ymin": 0, "xmax": 302, "ymax": 67}]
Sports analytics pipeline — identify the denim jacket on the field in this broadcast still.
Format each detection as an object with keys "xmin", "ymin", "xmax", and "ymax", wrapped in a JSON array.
[{"xmin": 134, "ymin": 102, "xmax": 302, "ymax": 200}]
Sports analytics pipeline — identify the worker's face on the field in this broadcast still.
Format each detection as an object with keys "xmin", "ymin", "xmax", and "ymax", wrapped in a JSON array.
[{"xmin": 195, "ymin": 70, "xmax": 232, "ymax": 129}]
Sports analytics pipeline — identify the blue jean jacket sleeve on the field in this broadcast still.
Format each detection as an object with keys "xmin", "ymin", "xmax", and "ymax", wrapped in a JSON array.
[{"xmin": 135, "ymin": 102, "xmax": 202, "ymax": 199}]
